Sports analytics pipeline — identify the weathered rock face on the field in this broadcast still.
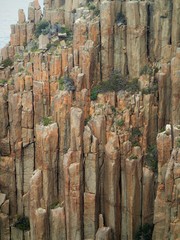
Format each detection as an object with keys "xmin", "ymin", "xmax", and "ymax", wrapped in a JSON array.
[
  {"xmin": 0, "ymin": 0, "xmax": 180, "ymax": 239},
  {"xmin": 153, "ymin": 125, "xmax": 180, "ymax": 240}
]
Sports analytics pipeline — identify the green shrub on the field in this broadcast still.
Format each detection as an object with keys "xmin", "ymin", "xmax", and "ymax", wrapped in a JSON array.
[
  {"xmin": 87, "ymin": 2, "xmax": 100, "ymax": 16},
  {"xmin": 132, "ymin": 127, "xmax": 142, "ymax": 137},
  {"xmin": 111, "ymin": 106, "xmax": 116, "ymax": 114},
  {"xmin": 144, "ymin": 145, "xmax": 158, "ymax": 172},
  {"xmin": 0, "ymin": 79, "xmax": 7, "ymax": 85},
  {"xmin": 129, "ymin": 155, "xmax": 138, "ymax": 160},
  {"xmin": 117, "ymin": 119, "xmax": 124, "ymax": 127},
  {"xmin": 90, "ymin": 86, "xmax": 100, "ymax": 100},
  {"xmin": 135, "ymin": 223, "xmax": 154, "ymax": 240},
  {"xmin": 90, "ymin": 71, "xmax": 139, "ymax": 101},
  {"xmin": 35, "ymin": 20, "xmax": 50, "ymax": 37},
  {"xmin": 130, "ymin": 127, "xmax": 142, "ymax": 147},
  {"xmin": 64, "ymin": 76, "xmax": 76, "ymax": 91},
  {"xmin": 60, "ymin": 26, "xmax": 73, "ymax": 41},
  {"xmin": 58, "ymin": 77, "xmax": 65, "ymax": 90},
  {"xmin": 31, "ymin": 45, "xmax": 38, "ymax": 52},
  {"xmin": 18, "ymin": 67, "xmax": 24, "ymax": 73},
  {"xmin": 140, "ymin": 65, "xmax": 153, "ymax": 76},
  {"xmin": 159, "ymin": 126, "xmax": 165, "ymax": 133},
  {"xmin": 1, "ymin": 58, "xmax": 13, "ymax": 68},
  {"xmin": 84, "ymin": 116, "xmax": 91, "ymax": 126},
  {"xmin": 126, "ymin": 78, "xmax": 139, "ymax": 92},
  {"xmin": 94, "ymin": 8, "xmax": 100, "ymax": 16},
  {"xmin": 142, "ymin": 83, "xmax": 158, "ymax": 95},
  {"xmin": 71, "ymin": 8, "xmax": 76, "ymax": 14},
  {"xmin": 116, "ymin": 12, "xmax": 126, "ymax": 25},
  {"xmin": 50, "ymin": 201, "xmax": 60, "ymax": 209},
  {"xmin": 42, "ymin": 116, "xmax": 52, "ymax": 126},
  {"xmin": 142, "ymin": 88, "xmax": 151, "ymax": 95},
  {"xmin": 14, "ymin": 53, "xmax": 22, "ymax": 61},
  {"xmin": 176, "ymin": 138, "xmax": 180, "ymax": 148},
  {"xmin": 88, "ymin": 2, "xmax": 96, "ymax": 10},
  {"xmin": 47, "ymin": 43, "xmax": 52, "ymax": 49},
  {"xmin": 14, "ymin": 216, "xmax": 30, "ymax": 231},
  {"xmin": 58, "ymin": 76, "xmax": 75, "ymax": 91}
]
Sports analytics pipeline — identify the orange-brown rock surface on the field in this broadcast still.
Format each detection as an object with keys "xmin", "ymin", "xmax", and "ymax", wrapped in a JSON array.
[{"xmin": 0, "ymin": 0, "xmax": 180, "ymax": 239}]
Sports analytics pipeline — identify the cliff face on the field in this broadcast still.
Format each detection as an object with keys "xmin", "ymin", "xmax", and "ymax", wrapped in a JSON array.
[{"xmin": 0, "ymin": 0, "xmax": 180, "ymax": 239}]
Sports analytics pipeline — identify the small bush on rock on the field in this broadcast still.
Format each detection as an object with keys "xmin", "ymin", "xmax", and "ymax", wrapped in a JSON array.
[
  {"xmin": 176, "ymin": 138, "xmax": 180, "ymax": 148},
  {"xmin": 144, "ymin": 145, "xmax": 158, "ymax": 172},
  {"xmin": 117, "ymin": 119, "xmax": 124, "ymax": 127},
  {"xmin": 90, "ymin": 71, "xmax": 139, "ymax": 100},
  {"xmin": 129, "ymin": 127, "xmax": 142, "ymax": 147},
  {"xmin": 140, "ymin": 65, "xmax": 153, "ymax": 76},
  {"xmin": 50, "ymin": 201, "xmax": 60, "ymax": 209},
  {"xmin": 59, "ymin": 76, "xmax": 75, "ymax": 92},
  {"xmin": 35, "ymin": 20, "xmax": 50, "ymax": 37},
  {"xmin": 135, "ymin": 223, "xmax": 154, "ymax": 240},
  {"xmin": 14, "ymin": 216, "xmax": 30, "ymax": 231},
  {"xmin": 42, "ymin": 116, "xmax": 52, "ymax": 126},
  {"xmin": 1, "ymin": 58, "xmax": 13, "ymax": 68},
  {"xmin": 116, "ymin": 12, "xmax": 126, "ymax": 25},
  {"xmin": 0, "ymin": 79, "xmax": 7, "ymax": 85}
]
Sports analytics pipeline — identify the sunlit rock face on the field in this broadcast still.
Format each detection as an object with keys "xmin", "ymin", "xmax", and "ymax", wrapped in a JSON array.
[{"xmin": 0, "ymin": 0, "xmax": 180, "ymax": 239}]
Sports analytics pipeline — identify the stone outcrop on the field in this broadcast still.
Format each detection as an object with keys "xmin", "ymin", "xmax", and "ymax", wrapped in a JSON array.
[
  {"xmin": 0, "ymin": 0, "xmax": 180, "ymax": 239},
  {"xmin": 153, "ymin": 125, "xmax": 180, "ymax": 240}
]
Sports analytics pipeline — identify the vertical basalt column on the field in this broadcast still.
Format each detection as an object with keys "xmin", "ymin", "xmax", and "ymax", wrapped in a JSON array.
[
  {"xmin": 29, "ymin": 170, "xmax": 43, "ymax": 239},
  {"xmin": 64, "ymin": 107, "xmax": 83, "ymax": 240},
  {"xmin": 51, "ymin": 91, "xmax": 72, "ymax": 201},
  {"xmin": 152, "ymin": 0, "xmax": 172, "ymax": 60},
  {"xmin": 157, "ymin": 70, "xmax": 171, "ymax": 131},
  {"xmin": 100, "ymin": 0, "xmax": 115, "ymax": 81},
  {"xmin": 64, "ymin": 0, "xmax": 73, "ymax": 27},
  {"xmin": 125, "ymin": 156, "xmax": 142, "ymax": 240},
  {"xmin": 104, "ymin": 134, "xmax": 121, "ymax": 240},
  {"xmin": 171, "ymin": 48, "xmax": 180, "ymax": 125},
  {"xmin": 89, "ymin": 115, "xmax": 106, "ymax": 214},
  {"xmin": 172, "ymin": 0, "xmax": 180, "ymax": 54},
  {"xmin": 80, "ymin": 40, "xmax": 96, "ymax": 90},
  {"xmin": 34, "ymin": 208, "xmax": 48, "ymax": 240},
  {"xmin": 50, "ymin": 207, "xmax": 66, "ymax": 240},
  {"xmin": 7, "ymin": 92, "xmax": 22, "ymax": 216},
  {"xmin": 126, "ymin": 1, "xmax": 148, "ymax": 78},
  {"xmin": 142, "ymin": 167, "xmax": 154, "ymax": 225},
  {"xmin": 35, "ymin": 123, "xmax": 59, "ymax": 207},
  {"xmin": 0, "ymin": 87, "xmax": 8, "ymax": 140},
  {"xmin": 0, "ymin": 213, "xmax": 10, "ymax": 240},
  {"xmin": 64, "ymin": 154, "xmax": 82, "ymax": 240},
  {"xmin": 83, "ymin": 125, "xmax": 99, "ymax": 239},
  {"xmin": 114, "ymin": 24, "xmax": 127, "ymax": 76},
  {"xmin": 153, "ymin": 126, "xmax": 180, "ymax": 239}
]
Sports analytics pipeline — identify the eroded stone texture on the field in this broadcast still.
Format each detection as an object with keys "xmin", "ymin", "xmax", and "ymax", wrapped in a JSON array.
[
  {"xmin": 171, "ymin": 48, "xmax": 180, "ymax": 125},
  {"xmin": 126, "ymin": 1, "xmax": 148, "ymax": 77},
  {"xmin": 0, "ymin": 0, "xmax": 180, "ymax": 239},
  {"xmin": 153, "ymin": 126, "xmax": 180, "ymax": 240},
  {"xmin": 100, "ymin": 1, "xmax": 115, "ymax": 81}
]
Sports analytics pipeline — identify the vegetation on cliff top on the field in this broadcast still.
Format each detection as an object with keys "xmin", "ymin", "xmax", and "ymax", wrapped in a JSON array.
[
  {"xmin": 14, "ymin": 216, "xmax": 30, "ymax": 231},
  {"xmin": 135, "ymin": 223, "xmax": 154, "ymax": 240},
  {"xmin": 42, "ymin": 116, "xmax": 53, "ymax": 126},
  {"xmin": 35, "ymin": 20, "xmax": 50, "ymax": 37},
  {"xmin": 144, "ymin": 145, "xmax": 158, "ymax": 173},
  {"xmin": 58, "ymin": 76, "xmax": 76, "ymax": 92},
  {"xmin": 35, "ymin": 20, "xmax": 73, "ymax": 42},
  {"xmin": 90, "ymin": 71, "xmax": 139, "ymax": 100},
  {"xmin": 129, "ymin": 127, "xmax": 142, "ymax": 147},
  {"xmin": 1, "ymin": 58, "xmax": 13, "ymax": 68}
]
